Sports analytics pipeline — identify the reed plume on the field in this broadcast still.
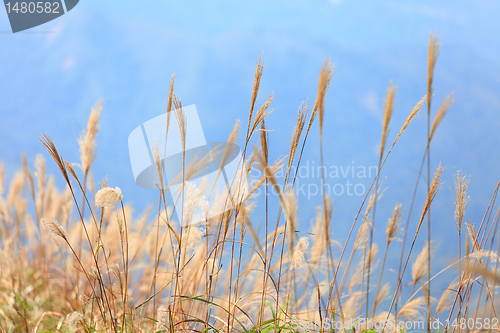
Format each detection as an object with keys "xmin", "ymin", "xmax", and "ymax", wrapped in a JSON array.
[{"xmin": 78, "ymin": 100, "xmax": 102, "ymax": 175}]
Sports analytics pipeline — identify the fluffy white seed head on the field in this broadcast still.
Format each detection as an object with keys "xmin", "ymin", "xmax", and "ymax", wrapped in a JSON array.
[
  {"xmin": 95, "ymin": 187, "xmax": 123, "ymax": 208},
  {"xmin": 291, "ymin": 236, "xmax": 309, "ymax": 270},
  {"xmin": 64, "ymin": 311, "xmax": 83, "ymax": 331}
]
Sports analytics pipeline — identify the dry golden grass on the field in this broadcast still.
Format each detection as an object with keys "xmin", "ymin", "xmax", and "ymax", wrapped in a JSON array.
[{"xmin": 1, "ymin": 37, "xmax": 499, "ymax": 333}]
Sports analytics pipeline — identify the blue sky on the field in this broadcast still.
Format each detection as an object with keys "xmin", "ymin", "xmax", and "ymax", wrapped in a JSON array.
[{"xmin": 1, "ymin": 1, "xmax": 500, "ymax": 279}]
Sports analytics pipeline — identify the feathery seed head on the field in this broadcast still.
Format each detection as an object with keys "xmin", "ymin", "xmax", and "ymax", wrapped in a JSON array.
[
  {"xmin": 429, "ymin": 93, "xmax": 455, "ymax": 142},
  {"xmin": 466, "ymin": 221, "xmax": 479, "ymax": 251},
  {"xmin": 397, "ymin": 296, "xmax": 427, "ymax": 320},
  {"xmin": 315, "ymin": 60, "xmax": 334, "ymax": 138},
  {"xmin": 89, "ymin": 266, "xmax": 101, "ymax": 280},
  {"xmin": 354, "ymin": 221, "xmax": 371, "ymax": 252},
  {"xmin": 41, "ymin": 217, "xmax": 67, "ymax": 240},
  {"xmin": 64, "ymin": 311, "xmax": 83, "ymax": 331},
  {"xmin": 380, "ymin": 82, "xmax": 397, "ymax": 160},
  {"xmin": 107, "ymin": 263, "xmax": 123, "ymax": 294},
  {"xmin": 181, "ymin": 223, "xmax": 204, "ymax": 251},
  {"xmin": 288, "ymin": 102, "xmax": 308, "ymax": 169},
  {"xmin": 343, "ymin": 291, "xmax": 363, "ymax": 321},
  {"xmin": 291, "ymin": 236, "xmax": 309, "ymax": 270},
  {"xmin": 417, "ymin": 163, "xmax": 444, "ymax": 233},
  {"xmin": 95, "ymin": 186, "xmax": 123, "ymax": 208},
  {"xmin": 427, "ymin": 34, "xmax": 441, "ymax": 112},
  {"xmin": 78, "ymin": 100, "xmax": 102, "ymax": 174},
  {"xmin": 435, "ymin": 279, "xmax": 459, "ymax": 316},
  {"xmin": 40, "ymin": 134, "xmax": 72, "ymax": 187},
  {"xmin": 451, "ymin": 170, "xmax": 469, "ymax": 233},
  {"xmin": 156, "ymin": 305, "xmax": 168, "ymax": 331},
  {"xmin": 7, "ymin": 171, "xmax": 24, "ymax": 207},
  {"xmin": 386, "ymin": 203, "xmax": 403, "ymax": 244},
  {"xmin": 250, "ymin": 54, "xmax": 264, "ymax": 118},
  {"xmin": 412, "ymin": 241, "xmax": 434, "ymax": 286},
  {"xmin": 182, "ymin": 180, "xmax": 208, "ymax": 225},
  {"xmin": 394, "ymin": 95, "xmax": 427, "ymax": 146},
  {"xmin": 373, "ymin": 283, "xmax": 391, "ymax": 313}
]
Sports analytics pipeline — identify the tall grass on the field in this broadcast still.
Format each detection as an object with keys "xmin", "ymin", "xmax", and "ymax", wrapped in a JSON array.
[{"xmin": 0, "ymin": 37, "xmax": 499, "ymax": 333}]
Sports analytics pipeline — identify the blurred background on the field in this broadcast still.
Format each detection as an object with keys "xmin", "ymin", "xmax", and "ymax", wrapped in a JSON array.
[{"xmin": 1, "ymin": 0, "xmax": 499, "ymax": 284}]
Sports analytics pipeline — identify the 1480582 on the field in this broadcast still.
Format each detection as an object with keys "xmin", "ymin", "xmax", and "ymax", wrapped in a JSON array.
[{"xmin": 5, "ymin": 2, "xmax": 61, "ymax": 14}]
